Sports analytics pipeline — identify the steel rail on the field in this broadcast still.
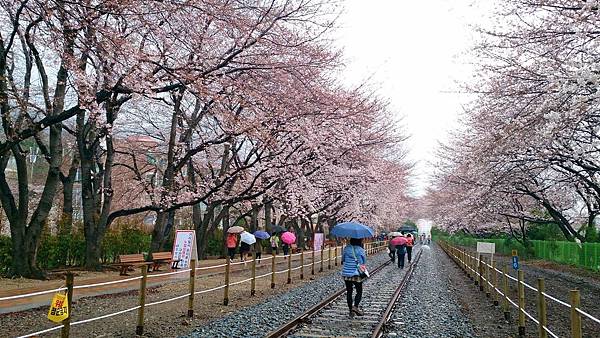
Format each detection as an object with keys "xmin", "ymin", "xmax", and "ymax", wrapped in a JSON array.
[
  {"xmin": 264, "ymin": 257, "xmax": 393, "ymax": 338},
  {"xmin": 371, "ymin": 249, "xmax": 423, "ymax": 338}
]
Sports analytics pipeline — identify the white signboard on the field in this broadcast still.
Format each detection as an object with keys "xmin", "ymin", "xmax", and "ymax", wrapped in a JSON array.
[
  {"xmin": 476, "ymin": 242, "xmax": 495, "ymax": 266},
  {"xmin": 172, "ymin": 230, "xmax": 198, "ymax": 269},
  {"xmin": 313, "ymin": 233, "xmax": 324, "ymax": 251},
  {"xmin": 477, "ymin": 242, "xmax": 495, "ymax": 254}
]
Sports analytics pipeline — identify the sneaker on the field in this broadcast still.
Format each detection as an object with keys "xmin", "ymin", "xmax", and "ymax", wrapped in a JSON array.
[{"xmin": 352, "ymin": 306, "xmax": 364, "ymax": 316}]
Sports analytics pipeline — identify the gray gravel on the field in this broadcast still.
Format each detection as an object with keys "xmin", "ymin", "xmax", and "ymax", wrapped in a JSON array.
[
  {"xmin": 184, "ymin": 251, "xmax": 391, "ymax": 338},
  {"xmin": 385, "ymin": 244, "xmax": 476, "ymax": 338}
]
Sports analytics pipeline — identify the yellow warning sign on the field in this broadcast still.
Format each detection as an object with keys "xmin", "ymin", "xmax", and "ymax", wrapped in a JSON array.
[
  {"xmin": 47, "ymin": 293, "xmax": 69, "ymax": 323},
  {"xmin": 512, "ymin": 250, "xmax": 518, "ymax": 257}
]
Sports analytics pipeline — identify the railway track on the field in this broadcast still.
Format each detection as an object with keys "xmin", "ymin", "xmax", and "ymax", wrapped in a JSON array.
[{"xmin": 266, "ymin": 248, "xmax": 422, "ymax": 338}]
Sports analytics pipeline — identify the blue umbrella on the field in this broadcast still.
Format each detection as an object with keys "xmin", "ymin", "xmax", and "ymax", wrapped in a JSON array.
[
  {"xmin": 253, "ymin": 230, "xmax": 271, "ymax": 240},
  {"xmin": 331, "ymin": 222, "xmax": 375, "ymax": 239}
]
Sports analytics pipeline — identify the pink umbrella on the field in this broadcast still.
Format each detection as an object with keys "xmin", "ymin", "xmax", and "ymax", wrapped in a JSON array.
[
  {"xmin": 390, "ymin": 236, "xmax": 407, "ymax": 246},
  {"xmin": 281, "ymin": 231, "xmax": 296, "ymax": 245}
]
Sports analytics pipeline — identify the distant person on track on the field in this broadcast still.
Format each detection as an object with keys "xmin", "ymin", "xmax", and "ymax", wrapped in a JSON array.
[
  {"xmin": 406, "ymin": 234, "xmax": 414, "ymax": 263},
  {"xmin": 341, "ymin": 238, "xmax": 366, "ymax": 317},
  {"xmin": 396, "ymin": 236, "xmax": 407, "ymax": 269},
  {"xmin": 388, "ymin": 237, "xmax": 396, "ymax": 263},
  {"xmin": 427, "ymin": 234, "xmax": 431, "ymax": 245},
  {"xmin": 226, "ymin": 233, "xmax": 238, "ymax": 260}
]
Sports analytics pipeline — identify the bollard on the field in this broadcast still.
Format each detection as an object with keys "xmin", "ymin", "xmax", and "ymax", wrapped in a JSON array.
[
  {"xmin": 61, "ymin": 273, "xmax": 74, "ymax": 338},
  {"xmin": 251, "ymin": 253, "xmax": 257, "ymax": 296},
  {"xmin": 223, "ymin": 257, "xmax": 230, "ymax": 305},
  {"xmin": 537, "ymin": 278, "xmax": 547, "ymax": 338},
  {"xmin": 271, "ymin": 253, "xmax": 276, "ymax": 288},
  {"xmin": 493, "ymin": 262, "xmax": 499, "ymax": 306},
  {"xmin": 503, "ymin": 265, "xmax": 511, "ymax": 320},
  {"xmin": 569, "ymin": 290, "xmax": 582, "ymax": 338},
  {"xmin": 300, "ymin": 249, "xmax": 304, "ymax": 280},
  {"xmin": 136, "ymin": 265, "xmax": 148, "ymax": 335},
  {"xmin": 311, "ymin": 249, "xmax": 315, "ymax": 275},
  {"xmin": 188, "ymin": 260, "xmax": 196, "ymax": 317},
  {"xmin": 517, "ymin": 270, "xmax": 525, "ymax": 337},
  {"xmin": 287, "ymin": 251, "xmax": 292, "ymax": 284},
  {"xmin": 328, "ymin": 247, "xmax": 332, "ymax": 270},
  {"xmin": 320, "ymin": 248, "xmax": 324, "ymax": 272}
]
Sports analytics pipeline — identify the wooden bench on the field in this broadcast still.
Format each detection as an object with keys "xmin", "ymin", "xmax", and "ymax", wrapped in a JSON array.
[
  {"xmin": 150, "ymin": 252, "xmax": 180, "ymax": 272},
  {"xmin": 117, "ymin": 254, "xmax": 152, "ymax": 276}
]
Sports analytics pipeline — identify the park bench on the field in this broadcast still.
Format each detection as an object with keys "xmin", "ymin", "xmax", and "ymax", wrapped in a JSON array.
[
  {"xmin": 150, "ymin": 251, "xmax": 180, "ymax": 272},
  {"xmin": 117, "ymin": 254, "xmax": 152, "ymax": 276}
]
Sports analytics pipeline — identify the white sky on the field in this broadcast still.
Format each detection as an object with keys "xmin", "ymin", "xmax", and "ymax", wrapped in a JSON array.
[{"xmin": 337, "ymin": 0, "xmax": 485, "ymax": 196}]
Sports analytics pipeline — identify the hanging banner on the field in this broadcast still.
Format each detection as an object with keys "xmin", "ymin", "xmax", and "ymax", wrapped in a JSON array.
[
  {"xmin": 172, "ymin": 230, "xmax": 198, "ymax": 269},
  {"xmin": 313, "ymin": 233, "xmax": 324, "ymax": 251},
  {"xmin": 47, "ymin": 293, "xmax": 69, "ymax": 323}
]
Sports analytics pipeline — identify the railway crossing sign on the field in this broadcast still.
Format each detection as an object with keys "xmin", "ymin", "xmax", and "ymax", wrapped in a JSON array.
[{"xmin": 512, "ymin": 250, "xmax": 519, "ymax": 270}]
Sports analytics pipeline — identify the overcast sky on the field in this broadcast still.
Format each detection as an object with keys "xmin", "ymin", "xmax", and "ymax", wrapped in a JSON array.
[{"xmin": 337, "ymin": 0, "xmax": 485, "ymax": 196}]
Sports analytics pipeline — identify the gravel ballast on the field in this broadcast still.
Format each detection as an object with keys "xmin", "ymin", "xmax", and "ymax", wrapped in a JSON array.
[
  {"xmin": 385, "ymin": 244, "xmax": 477, "ymax": 338},
  {"xmin": 185, "ymin": 251, "xmax": 392, "ymax": 338}
]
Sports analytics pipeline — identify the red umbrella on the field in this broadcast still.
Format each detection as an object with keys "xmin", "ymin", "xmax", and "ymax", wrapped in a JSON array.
[
  {"xmin": 281, "ymin": 231, "xmax": 296, "ymax": 245},
  {"xmin": 390, "ymin": 236, "xmax": 407, "ymax": 246}
]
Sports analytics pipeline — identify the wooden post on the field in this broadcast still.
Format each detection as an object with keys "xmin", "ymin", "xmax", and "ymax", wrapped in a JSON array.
[
  {"xmin": 328, "ymin": 246, "xmax": 332, "ymax": 270},
  {"xmin": 503, "ymin": 265, "xmax": 511, "ymax": 320},
  {"xmin": 485, "ymin": 259, "xmax": 491, "ymax": 298},
  {"xmin": 537, "ymin": 278, "xmax": 547, "ymax": 338},
  {"xmin": 61, "ymin": 273, "xmax": 74, "ymax": 338},
  {"xmin": 223, "ymin": 257, "xmax": 230, "ymax": 305},
  {"xmin": 517, "ymin": 270, "xmax": 525, "ymax": 337},
  {"xmin": 251, "ymin": 252, "xmax": 257, "ymax": 296},
  {"xmin": 188, "ymin": 260, "xmax": 196, "ymax": 317},
  {"xmin": 570, "ymin": 290, "xmax": 582, "ymax": 338},
  {"xmin": 334, "ymin": 246, "xmax": 338, "ymax": 266},
  {"xmin": 271, "ymin": 253, "xmax": 276, "ymax": 288},
  {"xmin": 466, "ymin": 251, "xmax": 471, "ymax": 279},
  {"xmin": 311, "ymin": 249, "xmax": 315, "ymax": 275},
  {"xmin": 287, "ymin": 251, "xmax": 292, "ymax": 284},
  {"xmin": 493, "ymin": 262, "xmax": 499, "ymax": 306},
  {"xmin": 136, "ymin": 265, "xmax": 148, "ymax": 336},
  {"xmin": 300, "ymin": 249, "xmax": 304, "ymax": 280},
  {"xmin": 478, "ymin": 254, "xmax": 483, "ymax": 289},
  {"xmin": 319, "ymin": 248, "xmax": 324, "ymax": 272}
]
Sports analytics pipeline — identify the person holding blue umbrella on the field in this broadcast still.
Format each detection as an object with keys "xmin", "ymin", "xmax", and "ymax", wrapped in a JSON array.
[{"xmin": 331, "ymin": 222, "xmax": 374, "ymax": 318}]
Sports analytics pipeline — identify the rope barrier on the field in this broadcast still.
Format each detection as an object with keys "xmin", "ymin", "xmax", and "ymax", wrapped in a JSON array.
[
  {"xmin": 256, "ymin": 271, "xmax": 272, "ymax": 279},
  {"xmin": 146, "ymin": 293, "xmax": 190, "ymax": 307},
  {"xmin": 71, "ymin": 305, "xmax": 141, "ymax": 326},
  {"xmin": 577, "ymin": 307, "xmax": 600, "ymax": 325},
  {"xmin": 147, "ymin": 269, "xmax": 191, "ymax": 279},
  {"xmin": 194, "ymin": 284, "xmax": 226, "ymax": 295},
  {"xmin": 445, "ymin": 243, "xmax": 595, "ymax": 338},
  {"xmin": 230, "ymin": 277, "xmax": 254, "ymax": 287},
  {"xmin": 196, "ymin": 263, "xmax": 227, "ymax": 270},
  {"xmin": 16, "ymin": 325, "xmax": 64, "ymax": 338},
  {"xmin": 73, "ymin": 276, "xmax": 142, "ymax": 290},
  {"xmin": 0, "ymin": 287, "xmax": 68, "ymax": 301}
]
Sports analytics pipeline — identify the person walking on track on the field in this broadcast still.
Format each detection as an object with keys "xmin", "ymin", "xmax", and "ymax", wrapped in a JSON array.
[
  {"xmin": 406, "ymin": 233, "xmax": 414, "ymax": 263},
  {"xmin": 388, "ymin": 237, "xmax": 396, "ymax": 262},
  {"xmin": 396, "ymin": 237, "xmax": 407, "ymax": 269},
  {"xmin": 341, "ymin": 238, "xmax": 366, "ymax": 317}
]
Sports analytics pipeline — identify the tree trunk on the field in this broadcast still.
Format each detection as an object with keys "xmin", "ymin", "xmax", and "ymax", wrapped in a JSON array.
[{"xmin": 221, "ymin": 205, "xmax": 229, "ymax": 258}]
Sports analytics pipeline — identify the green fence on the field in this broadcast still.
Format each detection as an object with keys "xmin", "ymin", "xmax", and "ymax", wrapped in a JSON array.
[{"xmin": 439, "ymin": 236, "xmax": 600, "ymax": 271}]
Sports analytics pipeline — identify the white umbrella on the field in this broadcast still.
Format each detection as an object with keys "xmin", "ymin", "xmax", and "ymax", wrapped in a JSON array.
[
  {"xmin": 240, "ymin": 231, "xmax": 256, "ymax": 245},
  {"xmin": 227, "ymin": 226, "xmax": 244, "ymax": 234},
  {"xmin": 388, "ymin": 231, "xmax": 402, "ymax": 237}
]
